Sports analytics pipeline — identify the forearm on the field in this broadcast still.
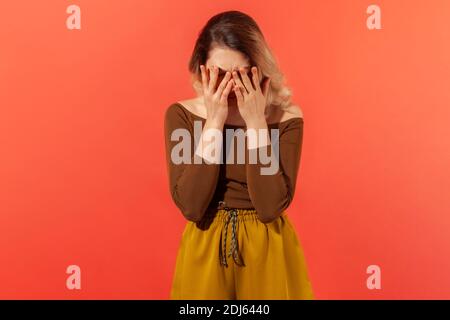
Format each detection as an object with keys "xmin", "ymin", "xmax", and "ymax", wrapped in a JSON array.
[
  {"xmin": 172, "ymin": 163, "xmax": 220, "ymax": 222},
  {"xmin": 245, "ymin": 118, "xmax": 301, "ymax": 223},
  {"xmin": 171, "ymin": 118, "xmax": 225, "ymax": 222},
  {"xmin": 246, "ymin": 164, "xmax": 291, "ymax": 223}
]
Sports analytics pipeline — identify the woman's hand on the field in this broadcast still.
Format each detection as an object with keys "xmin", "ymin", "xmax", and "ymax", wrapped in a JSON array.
[
  {"xmin": 200, "ymin": 64, "xmax": 235, "ymax": 127},
  {"xmin": 232, "ymin": 66, "xmax": 271, "ymax": 128}
]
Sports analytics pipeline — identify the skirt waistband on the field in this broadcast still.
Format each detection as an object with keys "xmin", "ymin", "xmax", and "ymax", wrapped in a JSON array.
[
  {"xmin": 200, "ymin": 201, "xmax": 287, "ymax": 268},
  {"xmin": 212, "ymin": 208, "xmax": 258, "ymax": 221},
  {"xmin": 203, "ymin": 201, "xmax": 257, "ymax": 220}
]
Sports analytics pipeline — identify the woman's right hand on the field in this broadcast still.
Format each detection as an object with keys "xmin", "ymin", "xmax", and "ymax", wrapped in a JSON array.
[{"xmin": 200, "ymin": 64, "xmax": 234, "ymax": 127}]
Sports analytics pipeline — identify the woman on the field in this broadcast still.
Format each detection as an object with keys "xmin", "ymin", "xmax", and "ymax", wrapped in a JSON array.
[{"xmin": 164, "ymin": 10, "xmax": 314, "ymax": 300}]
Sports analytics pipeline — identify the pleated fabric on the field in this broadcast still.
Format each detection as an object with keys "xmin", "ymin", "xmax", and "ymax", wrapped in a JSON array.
[{"xmin": 170, "ymin": 208, "xmax": 314, "ymax": 300}]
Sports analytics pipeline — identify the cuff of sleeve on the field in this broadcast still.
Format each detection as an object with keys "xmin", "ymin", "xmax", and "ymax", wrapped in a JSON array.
[{"xmin": 247, "ymin": 128, "xmax": 271, "ymax": 150}]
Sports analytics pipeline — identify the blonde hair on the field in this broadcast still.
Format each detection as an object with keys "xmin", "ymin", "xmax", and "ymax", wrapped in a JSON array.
[{"xmin": 188, "ymin": 10, "xmax": 293, "ymax": 110}]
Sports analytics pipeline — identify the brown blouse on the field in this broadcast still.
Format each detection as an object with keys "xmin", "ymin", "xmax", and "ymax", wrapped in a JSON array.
[{"xmin": 164, "ymin": 102, "xmax": 304, "ymax": 223}]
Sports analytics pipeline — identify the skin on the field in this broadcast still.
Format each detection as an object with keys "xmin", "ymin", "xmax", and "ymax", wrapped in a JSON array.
[
  {"xmin": 201, "ymin": 46, "xmax": 271, "ymax": 131},
  {"xmin": 194, "ymin": 46, "xmax": 274, "ymax": 148},
  {"xmin": 181, "ymin": 46, "xmax": 303, "ymax": 127}
]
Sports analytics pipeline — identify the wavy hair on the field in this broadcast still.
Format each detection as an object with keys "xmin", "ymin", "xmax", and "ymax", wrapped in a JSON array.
[{"xmin": 188, "ymin": 10, "xmax": 293, "ymax": 110}]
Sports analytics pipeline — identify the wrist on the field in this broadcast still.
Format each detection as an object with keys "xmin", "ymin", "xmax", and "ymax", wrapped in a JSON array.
[
  {"xmin": 245, "ymin": 117, "xmax": 267, "ymax": 130},
  {"xmin": 205, "ymin": 118, "xmax": 225, "ymax": 129}
]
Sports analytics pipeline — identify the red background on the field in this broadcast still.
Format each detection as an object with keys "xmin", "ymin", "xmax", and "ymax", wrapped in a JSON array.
[{"xmin": 1, "ymin": 0, "xmax": 449, "ymax": 299}]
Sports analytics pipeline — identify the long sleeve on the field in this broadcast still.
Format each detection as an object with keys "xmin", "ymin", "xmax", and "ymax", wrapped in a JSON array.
[
  {"xmin": 164, "ymin": 103, "xmax": 221, "ymax": 222},
  {"xmin": 245, "ymin": 118, "xmax": 304, "ymax": 223}
]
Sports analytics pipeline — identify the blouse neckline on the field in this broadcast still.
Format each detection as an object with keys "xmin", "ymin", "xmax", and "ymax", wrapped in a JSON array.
[{"xmin": 175, "ymin": 102, "xmax": 303, "ymax": 127}]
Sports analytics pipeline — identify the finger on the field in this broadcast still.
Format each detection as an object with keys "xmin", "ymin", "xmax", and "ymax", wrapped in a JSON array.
[
  {"xmin": 262, "ymin": 77, "xmax": 271, "ymax": 99},
  {"xmin": 232, "ymin": 70, "xmax": 248, "ymax": 95},
  {"xmin": 251, "ymin": 66, "xmax": 261, "ymax": 93},
  {"xmin": 215, "ymin": 71, "xmax": 232, "ymax": 96},
  {"xmin": 208, "ymin": 65, "xmax": 219, "ymax": 92},
  {"xmin": 239, "ymin": 67, "xmax": 255, "ymax": 92},
  {"xmin": 233, "ymin": 84, "xmax": 244, "ymax": 105},
  {"xmin": 200, "ymin": 65, "xmax": 208, "ymax": 92},
  {"xmin": 220, "ymin": 79, "xmax": 234, "ymax": 103}
]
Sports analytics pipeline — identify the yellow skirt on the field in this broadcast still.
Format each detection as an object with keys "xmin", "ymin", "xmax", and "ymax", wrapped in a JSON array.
[{"xmin": 170, "ymin": 207, "xmax": 314, "ymax": 300}]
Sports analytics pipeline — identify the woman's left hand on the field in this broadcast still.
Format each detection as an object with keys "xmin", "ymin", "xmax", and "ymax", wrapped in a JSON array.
[{"xmin": 232, "ymin": 66, "xmax": 271, "ymax": 128}]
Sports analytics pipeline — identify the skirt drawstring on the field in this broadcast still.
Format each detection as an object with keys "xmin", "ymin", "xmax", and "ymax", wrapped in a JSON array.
[{"xmin": 218, "ymin": 201, "xmax": 245, "ymax": 268}]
